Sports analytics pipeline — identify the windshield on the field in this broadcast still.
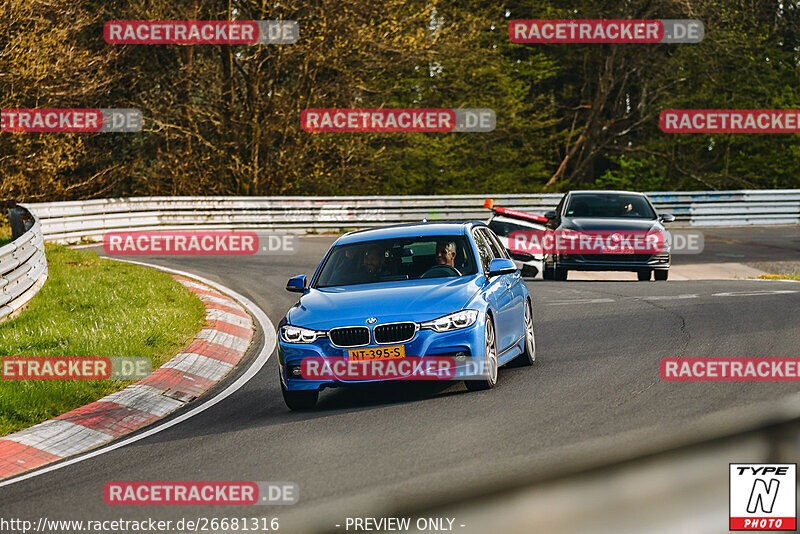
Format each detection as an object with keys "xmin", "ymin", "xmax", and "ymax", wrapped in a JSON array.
[
  {"xmin": 314, "ymin": 235, "xmax": 478, "ymax": 288},
  {"xmin": 565, "ymin": 193, "xmax": 656, "ymax": 219}
]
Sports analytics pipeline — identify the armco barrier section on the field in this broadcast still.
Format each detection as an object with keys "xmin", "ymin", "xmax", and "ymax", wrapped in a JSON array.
[
  {"xmin": 22, "ymin": 189, "xmax": 800, "ymax": 243},
  {"xmin": 0, "ymin": 208, "xmax": 48, "ymax": 320},
  {"xmin": 309, "ymin": 394, "xmax": 800, "ymax": 534}
]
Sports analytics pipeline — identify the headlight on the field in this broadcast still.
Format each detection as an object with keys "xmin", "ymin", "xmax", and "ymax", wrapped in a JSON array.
[
  {"xmin": 280, "ymin": 325, "xmax": 325, "ymax": 344},
  {"xmin": 420, "ymin": 310, "xmax": 479, "ymax": 332}
]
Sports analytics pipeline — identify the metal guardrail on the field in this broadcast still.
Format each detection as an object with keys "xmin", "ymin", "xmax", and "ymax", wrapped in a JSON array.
[
  {"xmin": 21, "ymin": 189, "xmax": 800, "ymax": 243},
  {"xmin": 303, "ymin": 393, "xmax": 800, "ymax": 534},
  {"xmin": 1, "ymin": 207, "xmax": 48, "ymax": 321},
  {"xmin": 395, "ymin": 425, "xmax": 794, "ymax": 534}
]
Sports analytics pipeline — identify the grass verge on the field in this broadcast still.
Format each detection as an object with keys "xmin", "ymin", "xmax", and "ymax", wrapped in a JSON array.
[
  {"xmin": 0, "ymin": 245, "xmax": 206, "ymax": 436},
  {"xmin": 758, "ymin": 273, "xmax": 800, "ymax": 281}
]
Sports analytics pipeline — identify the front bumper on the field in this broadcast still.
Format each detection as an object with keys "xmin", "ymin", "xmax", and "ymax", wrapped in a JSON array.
[
  {"xmin": 554, "ymin": 252, "xmax": 670, "ymax": 272},
  {"xmin": 279, "ymin": 322, "xmax": 485, "ymax": 391}
]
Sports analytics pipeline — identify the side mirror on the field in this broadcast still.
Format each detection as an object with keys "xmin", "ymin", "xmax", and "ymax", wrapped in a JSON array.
[
  {"xmin": 286, "ymin": 274, "xmax": 307, "ymax": 293},
  {"xmin": 659, "ymin": 213, "xmax": 675, "ymax": 224},
  {"xmin": 544, "ymin": 210, "xmax": 557, "ymax": 220},
  {"xmin": 487, "ymin": 258, "xmax": 517, "ymax": 277}
]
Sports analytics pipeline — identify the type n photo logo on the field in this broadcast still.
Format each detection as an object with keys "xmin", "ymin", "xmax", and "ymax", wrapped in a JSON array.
[{"xmin": 730, "ymin": 464, "xmax": 796, "ymax": 530}]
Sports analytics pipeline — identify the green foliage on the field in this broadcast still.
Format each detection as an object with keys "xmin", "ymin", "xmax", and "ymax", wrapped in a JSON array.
[
  {"xmin": 592, "ymin": 156, "xmax": 665, "ymax": 192},
  {"xmin": 759, "ymin": 273, "xmax": 800, "ymax": 280},
  {"xmin": 1, "ymin": 0, "xmax": 800, "ymax": 200}
]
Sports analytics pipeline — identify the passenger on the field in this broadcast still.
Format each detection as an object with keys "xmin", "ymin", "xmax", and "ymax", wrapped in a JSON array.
[{"xmin": 435, "ymin": 241, "xmax": 457, "ymax": 268}]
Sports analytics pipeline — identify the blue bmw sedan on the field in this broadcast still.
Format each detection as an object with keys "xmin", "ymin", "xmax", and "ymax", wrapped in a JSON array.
[{"xmin": 277, "ymin": 222, "xmax": 536, "ymax": 410}]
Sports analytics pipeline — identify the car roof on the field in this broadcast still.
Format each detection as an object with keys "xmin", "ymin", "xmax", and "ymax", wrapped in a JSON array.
[
  {"xmin": 335, "ymin": 221, "xmax": 482, "ymax": 245},
  {"xmin": 567, "ymin": 190, "xmax": 648, "ymax": 196}
]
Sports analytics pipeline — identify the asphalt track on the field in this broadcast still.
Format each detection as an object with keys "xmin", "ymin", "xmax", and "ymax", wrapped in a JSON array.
[{"xmin": 1, "ymin": 225, "xmax": 800, "ymax": 533}]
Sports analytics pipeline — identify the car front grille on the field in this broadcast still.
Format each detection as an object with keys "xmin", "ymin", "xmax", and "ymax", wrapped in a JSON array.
[
  {"xmin": 374, "ymin": 322, "xmax": 417, "ymax": 344},
  {"xmin": 328, "ymin": 327, "xmax": 370, "ymax": 347}
]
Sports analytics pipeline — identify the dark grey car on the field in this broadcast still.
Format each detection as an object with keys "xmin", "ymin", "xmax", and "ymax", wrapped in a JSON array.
[{"xmin": 542, "ymin": 191, "xmax": 675, "ymax": 281}]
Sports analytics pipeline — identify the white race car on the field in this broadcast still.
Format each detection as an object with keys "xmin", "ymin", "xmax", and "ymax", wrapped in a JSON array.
[{"xmin": 484, "ymin": 199, "xmax": 547, "ymax": 278}]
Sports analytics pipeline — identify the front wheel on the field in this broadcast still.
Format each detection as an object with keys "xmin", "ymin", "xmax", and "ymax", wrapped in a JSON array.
[
  {"xmin": 510, "ymin": 299, "xmax": 535, "ymax": 367},
  {"xmin": 281, "ymin": 379, "xmax": 318, "ymax": 411},
  {"xmin": 654, "ymin": 269, "xmax": 669, "ymax": 281},
  {"xmin": 637, "ymin": 269, "xmax": 652, "ymax": 281},
  {"xmin": 466, "ymin": 317, "xmax": 498, "ymax": 391},
  {"xmin": 554, "ymin": 267, "xmax": 568, "ymax": 281}
]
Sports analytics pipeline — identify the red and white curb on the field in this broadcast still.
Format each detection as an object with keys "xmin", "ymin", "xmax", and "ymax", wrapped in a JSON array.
[{"xmin": 0, "ymin": 275, "xmax": 254, "ymax": 481}]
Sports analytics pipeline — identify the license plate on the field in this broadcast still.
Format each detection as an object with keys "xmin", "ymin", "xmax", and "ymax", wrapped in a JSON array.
[{"xmin": 348, "ymin": 345, "xmax": 406, "ymax": 361}]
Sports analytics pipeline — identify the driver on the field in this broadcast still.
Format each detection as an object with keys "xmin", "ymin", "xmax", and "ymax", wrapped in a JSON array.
[{"xmin": 435, "ymin": 241, "xmax": 457, "ymax": 268}]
